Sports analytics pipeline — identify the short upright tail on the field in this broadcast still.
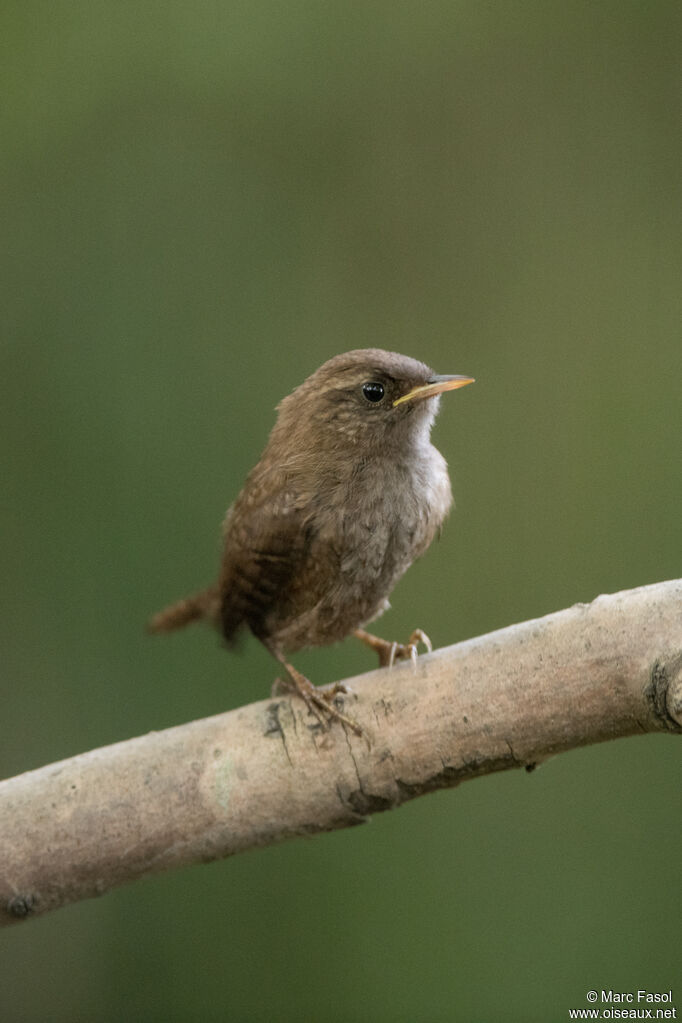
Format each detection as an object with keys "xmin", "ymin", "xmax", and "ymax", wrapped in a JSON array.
[{"xmin": 147, "ymin": 584, "xmax": 220, "ymax": 634}]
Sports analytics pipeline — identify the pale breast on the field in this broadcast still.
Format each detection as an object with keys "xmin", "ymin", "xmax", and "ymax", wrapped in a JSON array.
[{"xmin": 267, "ymin": 440, "xmax": 452, "ymax": 652}]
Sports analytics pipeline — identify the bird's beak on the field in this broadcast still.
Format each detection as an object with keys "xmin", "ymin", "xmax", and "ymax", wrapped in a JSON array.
[{"xmin": 393, "ymin": 374, "xmax": 475, "ymax": 407}]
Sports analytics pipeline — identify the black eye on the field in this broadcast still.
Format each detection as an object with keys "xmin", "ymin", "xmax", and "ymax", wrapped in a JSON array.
[{"xmin": 362, "ymin": 381, "xmax": 385, "ymax": 403}]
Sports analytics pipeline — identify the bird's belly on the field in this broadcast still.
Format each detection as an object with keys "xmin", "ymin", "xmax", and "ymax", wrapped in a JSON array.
[
  {"xmin": 266, "ymin": 541, "xmax": 397, "ymax": 653},
  {"xmin": 266, "ymin": 460, "xmax": 449, "ymax": 653}
]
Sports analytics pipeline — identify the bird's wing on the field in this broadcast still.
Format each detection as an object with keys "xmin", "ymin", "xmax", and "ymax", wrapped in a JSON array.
[{"xmin": 218, "ymin": 469, "xmax": 314, "ymax": 644}]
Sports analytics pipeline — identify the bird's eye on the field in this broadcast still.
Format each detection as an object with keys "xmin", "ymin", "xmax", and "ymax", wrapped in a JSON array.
[{"xmin": 362, "ymin": 381, "xmax": 385, "ymax": 403}]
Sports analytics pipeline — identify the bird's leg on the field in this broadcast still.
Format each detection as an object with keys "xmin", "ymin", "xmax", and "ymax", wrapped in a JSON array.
[
  {"xmin": 354, "ymin": 628, "xmax": 432, "ymax": 669},
  {"xmin": 272, "ymin": 657, "xmax": 363, "ymax": 736},
  {"xmin": 354, "ymin": 629, "xmax": 398, "ymax": 668}
]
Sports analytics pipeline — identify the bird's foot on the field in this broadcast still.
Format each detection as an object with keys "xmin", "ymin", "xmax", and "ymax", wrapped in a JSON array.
[
  {"xmin": 354, "ymin": 628, "xmax": 432, "ymax": 669},
  {"xmin": 273, "ymin": 665, "xmax": 363, "ymax": 736}
]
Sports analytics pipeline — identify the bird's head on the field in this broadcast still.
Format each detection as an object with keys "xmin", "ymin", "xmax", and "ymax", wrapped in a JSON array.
[{"xmin": 273, "ymin": 349, "xmax": 474, "ymax": 453}]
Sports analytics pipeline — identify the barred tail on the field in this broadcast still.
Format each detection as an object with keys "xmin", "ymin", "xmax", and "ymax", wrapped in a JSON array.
[{"xmin": 147, "ymin": 585, "xmax": 220, "ymax": 634}]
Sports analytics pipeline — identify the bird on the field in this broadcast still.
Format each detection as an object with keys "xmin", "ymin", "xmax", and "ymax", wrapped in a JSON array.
[{"xmin": 149, "ymin": 349, "xmax": 474, "ymax": 733}]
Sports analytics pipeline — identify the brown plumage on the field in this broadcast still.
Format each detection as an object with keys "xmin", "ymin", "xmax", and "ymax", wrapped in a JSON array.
[{"xmin": 149, "ymin": 349, "xmax": 473, "ymax": 732}]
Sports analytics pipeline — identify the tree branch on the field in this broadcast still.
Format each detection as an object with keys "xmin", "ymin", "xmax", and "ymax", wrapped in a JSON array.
[{"xmin": 2, "ymin": 580, "xmax": 681, "ymax": 926}]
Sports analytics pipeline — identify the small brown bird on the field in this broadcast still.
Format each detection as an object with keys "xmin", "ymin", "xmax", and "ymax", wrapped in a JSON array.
[{"xmin": 149, "ymin": 349, "xmax": 473, "ymax": 732}]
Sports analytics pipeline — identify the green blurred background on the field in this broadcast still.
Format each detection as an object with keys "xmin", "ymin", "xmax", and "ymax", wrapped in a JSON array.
[{"xmin": 2, "ymin": 2, "xmax": 681, "ymax": 1020}]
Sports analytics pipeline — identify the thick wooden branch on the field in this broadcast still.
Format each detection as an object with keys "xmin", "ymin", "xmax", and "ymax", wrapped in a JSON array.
[{"xmin": 1, "ymin": 580, "xmax": 680, "ymax": 926}]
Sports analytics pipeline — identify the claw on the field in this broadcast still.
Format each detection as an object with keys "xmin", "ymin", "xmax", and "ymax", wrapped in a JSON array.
[
  {"xmin": 355, "ymin": 627, "xmax": 433, "ymax": 669},
  {"xmin": 387, "ymin": 642, "xmax": 399, "ymax": 669},
  {"xmin": 275, "ymin": 664, "xmax": 363, "ymax": 736},
  {"xmin": 408, "ymin": 628, "xmax": 432, "ymax": 654}
]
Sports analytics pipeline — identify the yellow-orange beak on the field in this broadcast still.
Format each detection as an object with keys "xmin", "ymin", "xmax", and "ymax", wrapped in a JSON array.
[{"xmin": 393, "ymin": 374, "xmax": 475, "ymax": 407}]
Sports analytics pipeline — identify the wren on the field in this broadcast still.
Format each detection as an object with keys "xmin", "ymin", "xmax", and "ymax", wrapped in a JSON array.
[{"xmin": 149, "ymin": 349, "xmax": 474, "ymax": 733}]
